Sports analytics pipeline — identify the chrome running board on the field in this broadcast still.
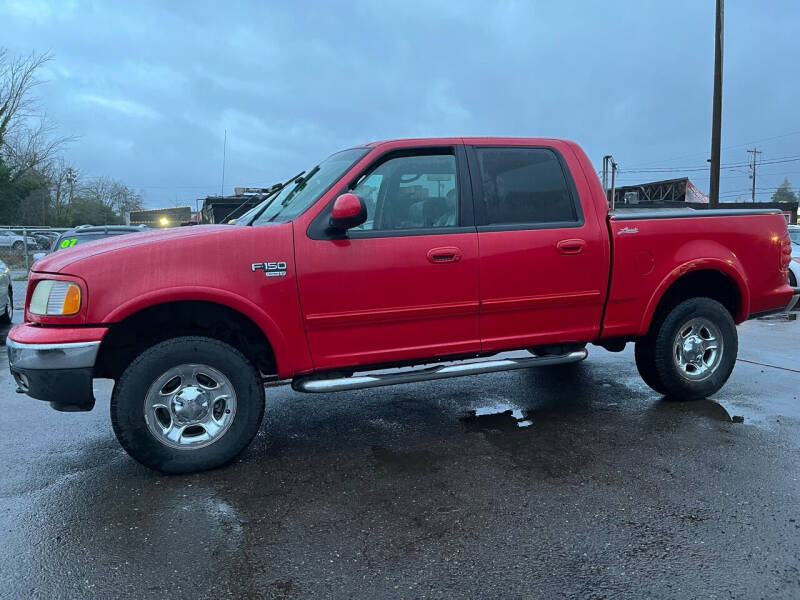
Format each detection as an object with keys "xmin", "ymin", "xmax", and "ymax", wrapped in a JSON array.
[{"xmin": 291, "ymin": 349, "xmax": 588, "ymax": 393}]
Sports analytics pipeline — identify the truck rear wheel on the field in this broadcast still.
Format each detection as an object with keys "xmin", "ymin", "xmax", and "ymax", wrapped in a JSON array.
[
  {"xmin": 640, "ymin": 298, "xmax": 737, "ymax": 401},
  {"xmin": 111, "ymin": 336, "xmax": 265, "ymax": 473}
]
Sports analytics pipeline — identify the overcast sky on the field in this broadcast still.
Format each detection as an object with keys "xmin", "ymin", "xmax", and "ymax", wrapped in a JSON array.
[{"xmin": 2, "ymin": 0, "xmax": 799, "ymax": 208}]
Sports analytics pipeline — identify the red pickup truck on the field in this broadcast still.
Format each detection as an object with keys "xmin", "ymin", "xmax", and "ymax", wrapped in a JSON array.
[{"xmin": 7, "ymin": 137, "xmax": 798, "ymax": 473}]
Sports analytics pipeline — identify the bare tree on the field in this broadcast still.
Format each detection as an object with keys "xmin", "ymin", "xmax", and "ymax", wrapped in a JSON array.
[
  {"xmin": 0, "ymin": 48, "xmax": 72, "ymax": 180},
  {"xmin": 80, "ymin": 177, "xmax": 143, "ymax": 216}
]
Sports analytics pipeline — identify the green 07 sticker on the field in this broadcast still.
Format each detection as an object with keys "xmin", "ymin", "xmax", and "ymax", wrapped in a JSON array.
[{"xmin": 60, "ymin": 238, "xmax": 78, "ymax": 248}]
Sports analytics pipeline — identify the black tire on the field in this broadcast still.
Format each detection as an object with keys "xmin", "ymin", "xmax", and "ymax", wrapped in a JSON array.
[
  {"xmin": 0, "ymin": 288, "xmax": 12, "ymax": 325},
  {"xmin": 111, "ymin": 336, "xmax": 265, "ymax": 474},
  {"xmin": 12, "ymin": 240, "xmax": 23, "ymax": 251},
  {"xmin": 645, "ymin": 298, "xmax": 737, "ymax": 401},
  {"xmin": 789, "ymin": 269, "xmax": 797, "ymax": 289},
  {"xmin": 634, "ymin": 338, "xmax": 666, "ymax": 395}
]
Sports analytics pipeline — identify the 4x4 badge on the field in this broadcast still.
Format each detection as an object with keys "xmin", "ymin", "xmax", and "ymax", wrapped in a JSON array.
[{"xmin": 251, "ymin": 261, "xmax": 287, "ymax": 277}]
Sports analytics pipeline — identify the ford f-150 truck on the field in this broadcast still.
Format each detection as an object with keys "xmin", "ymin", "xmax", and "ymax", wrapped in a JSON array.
[{"xmin": 7, "ymin": 137, "xmax": 799, "ymax": 473}]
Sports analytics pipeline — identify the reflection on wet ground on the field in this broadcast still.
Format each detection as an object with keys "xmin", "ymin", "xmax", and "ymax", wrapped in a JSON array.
[{"xmin": 462, "ymin": 402, "xmax": 533, "ymax": 431}]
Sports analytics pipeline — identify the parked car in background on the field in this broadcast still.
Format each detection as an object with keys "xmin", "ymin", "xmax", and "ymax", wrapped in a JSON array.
[
  {"xmin": 0, "ymin": 230, "xmax": 38, "ymax": 251},
  {"xmin": 0, "ymin": 258, "xmax": 12, "ymax": 324},
  {"xmin": 32, "ymin": 231, "xmax": 60, "ymax": 250},
  {"xmin": 789, "ymin": 225, "xmax": 800, "ymax": 288},
  {"xmin": 49, "ymin": 225, "xmax": 148, "ymax": 252}
]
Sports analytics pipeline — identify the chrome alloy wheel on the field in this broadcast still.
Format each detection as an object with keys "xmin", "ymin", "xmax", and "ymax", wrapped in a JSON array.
[
  {"xmin": 5, "ymin": 295, "xmax": 12, "ymax": 320},
  {"xmin": 144, "ymin": 363, "xmax": 237, "ymax": 450},
  {"xmin": 672, "ymin": 317, "xmax": 723, "ymax": 381}
]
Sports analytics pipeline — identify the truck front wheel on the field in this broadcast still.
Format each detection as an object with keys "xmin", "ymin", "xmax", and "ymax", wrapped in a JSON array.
[
  {"xmin": 636, "ymin": 298, "xmax": 737, "ymax": 400},
  {"xmin": 111, "ymin": 336, "xmax": 265, "ymax": 473},
  {"xmin": 634, "ymin": 340, "xmax": 666, "ymax": 395}
]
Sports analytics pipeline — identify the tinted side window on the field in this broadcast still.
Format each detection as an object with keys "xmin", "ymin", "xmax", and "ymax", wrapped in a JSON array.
[
  {"xmin": 474, "ymin": 147, "xmax": 577, "ymax": 226},
  {"xmin": 351, "ymin": 153, "xmax": 458, "ymax": 231}
]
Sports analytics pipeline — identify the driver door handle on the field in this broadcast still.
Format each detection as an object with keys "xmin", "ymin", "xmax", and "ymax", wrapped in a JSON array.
[
  {"xmin": 427, "ymin": 247, "xmax": 462, "ymax": 264},
  {"xmin": 556, "ymin": 239, "xmax": 587, "ymax": 255}
]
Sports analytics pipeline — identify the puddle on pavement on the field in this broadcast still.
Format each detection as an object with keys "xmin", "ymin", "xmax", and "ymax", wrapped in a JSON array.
[{"xmin": 461, "ymin": 402, "xmax": 533, "ymax": 431}]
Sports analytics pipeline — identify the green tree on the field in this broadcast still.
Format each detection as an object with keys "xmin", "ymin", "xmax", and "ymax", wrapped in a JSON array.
[
  {"xmin": 771, "ymin": 178, "xmax": 798, "ymax": 203},
  {"xmin": 0, "ymin": 156, "xmax": 42, "ymax": 224},
  {"xmin": 67, "ymin": 196, "xmax": 123, "ymax": 226}
]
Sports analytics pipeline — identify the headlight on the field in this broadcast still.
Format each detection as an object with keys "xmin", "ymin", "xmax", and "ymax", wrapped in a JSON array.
[{"xmin": 29, "ymin": 280, "xmax": 82, "ymax": 316}]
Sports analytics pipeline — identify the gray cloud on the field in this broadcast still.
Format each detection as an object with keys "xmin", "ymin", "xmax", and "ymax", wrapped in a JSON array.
[{"xmin": 2, "ymin": 0, "xmax": 799, "ymax": 207}]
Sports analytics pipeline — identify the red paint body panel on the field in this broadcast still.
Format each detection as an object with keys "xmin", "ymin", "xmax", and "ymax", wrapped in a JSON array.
[
  {"xmin": 14, "ymin": 224, "xmax": 311, "ymax": 378},
  {"xmin": 9, "ymin": 137, "xmax": 795, "ymax": 380},
  {"xmin": 293, "ymin": 230, "xmax": 480, "ymax": 369},
  {"xmin": 9, "ymin": 323, "xmax": 108, "ymax": 345},
  {"xmin": 473, "ymin": 139, "xmax": 611, "ymax": 351},
  {"xmin": 603, "ymin": 214, "xmax": 791, "ymax": 337}
]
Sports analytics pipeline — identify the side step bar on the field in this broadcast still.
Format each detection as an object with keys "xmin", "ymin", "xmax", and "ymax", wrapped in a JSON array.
[{"xmin": 292, "ymin": 349, "xmax": 588, "ymax": 393}]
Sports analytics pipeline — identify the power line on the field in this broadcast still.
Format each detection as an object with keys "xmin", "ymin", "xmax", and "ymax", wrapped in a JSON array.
[
  {"xmin": 617, "ymin": 154, "xmax": 800, "ymax": 174},
  {"xmin": 622, "ymin": 129, "xmax": 800, "ymax": 169}
]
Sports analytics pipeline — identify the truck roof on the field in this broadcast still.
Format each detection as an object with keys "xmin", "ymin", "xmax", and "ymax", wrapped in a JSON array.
[{"xmin": 365, "ymin": 136, "xmax": 575, "ymax": 147}]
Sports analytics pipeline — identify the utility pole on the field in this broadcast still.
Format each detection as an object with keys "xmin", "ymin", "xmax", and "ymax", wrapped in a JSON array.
[
  {"xmin": 220, "ymin": 129, "xmax": 227, "ymax": 197},
  {"xmin": 610, "ymin": 159, "xmax": 618, "ymax": 211},
  {"xmin": 708, "ymin": 0, "xmax": 724, "ymax": 207},
  {"xmin": 602, "ymin": 155, "xmax": 612, "ymax": 193},
  {"xmin": 747, "ymin": 148, "xmax": 761, "ymax": 203},
  {"xmin": 66, "ymin": 167, "xmax": 76, "ymax": 204}
]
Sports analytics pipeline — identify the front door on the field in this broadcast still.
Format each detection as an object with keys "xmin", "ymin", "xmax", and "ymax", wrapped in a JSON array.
[
  {"xmin": 295, "ymin": 146, "xmax": 480, "ymax": 370},
  {"xmin": 467, "ymin": 144, "xmax": 608, "ymax": 351}
]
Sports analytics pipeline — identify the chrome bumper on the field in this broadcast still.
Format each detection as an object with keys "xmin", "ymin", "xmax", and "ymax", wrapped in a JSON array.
[
  {"xmin": 7, "ymin": 339, "xmax": 100, "ymax": 412},
  {"xmin": 6, "ymin": 339, "xmax": 101, "ymax": 370}
]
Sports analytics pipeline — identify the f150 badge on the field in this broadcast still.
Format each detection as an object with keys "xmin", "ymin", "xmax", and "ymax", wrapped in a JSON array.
[{"xmin": 251, "ymin": 261, "xmax": 287, "ymax": 277}]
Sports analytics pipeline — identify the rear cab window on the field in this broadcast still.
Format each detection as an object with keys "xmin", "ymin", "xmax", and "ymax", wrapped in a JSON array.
[{"xmin": 469, "ymin": 146, "xmax": 582, "ymax": 229}]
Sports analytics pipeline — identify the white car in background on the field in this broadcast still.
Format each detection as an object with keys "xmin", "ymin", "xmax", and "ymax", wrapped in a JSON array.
[
  {"xmin": 0, "ymin": 259, "xmax": 12, "ymax": 324},
  {"xmin": 789, "ymin": 225, "xmax": 800, "ymax": 289},
  {"xmin": 0, "ymin": 230, "xmax": 37, "ymax": 250}
]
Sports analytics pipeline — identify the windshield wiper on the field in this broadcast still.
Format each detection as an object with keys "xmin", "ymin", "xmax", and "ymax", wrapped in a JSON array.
[
  {"xmin": 278, "ymin": 165, "xmax": 320, "ymax": 208},
  {"xmin": 228, "ymin": 171, "xmax": 305, "ymax": 225}
]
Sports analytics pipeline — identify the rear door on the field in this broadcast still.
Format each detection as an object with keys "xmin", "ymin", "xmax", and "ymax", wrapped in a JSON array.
[
  {"xmin": 295, "ymin": 145, "xmax": 481, "ymax": 370},
  {"xmin": 467, "ymin": 144, "xmax": 608, "ymax": 351}
]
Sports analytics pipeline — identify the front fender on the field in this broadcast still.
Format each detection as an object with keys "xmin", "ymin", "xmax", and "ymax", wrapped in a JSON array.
[{"xmin": 103, "ymin": 286, "xmax": 292, "ymax": 377}]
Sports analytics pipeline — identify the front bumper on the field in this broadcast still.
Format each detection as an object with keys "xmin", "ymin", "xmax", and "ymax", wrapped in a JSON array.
[{"xmin": 7, "ymin": 339, "xmax": 100, "ymax": 411}]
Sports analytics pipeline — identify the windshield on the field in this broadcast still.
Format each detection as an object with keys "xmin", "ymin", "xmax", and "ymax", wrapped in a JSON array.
[
  {"xmin": 247, "ymin": 147, "xmax": 368, "ymax": 226},
  {"xmin": 789, "ymin": 228, "xmax": 800, "ymax": 245}
]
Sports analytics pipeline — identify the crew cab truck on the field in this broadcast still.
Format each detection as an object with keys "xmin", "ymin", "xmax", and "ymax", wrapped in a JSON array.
[{"xmin": 7, "ymin": 137, "xmax": 798, "ymax": 473}]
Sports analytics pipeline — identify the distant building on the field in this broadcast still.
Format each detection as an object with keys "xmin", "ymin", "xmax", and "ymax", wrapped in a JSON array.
[
  {"xmin": 612, "ymin": 177, "xmax": 708, "ymax": 205},
  {"xmin": 127, "ymin": 206, "xmax": 193, "ymax": 228},
  {"xmin": 611, "ymin": 177, "xmax": 797, "ymax": 224},
  {"xmin": 199, "ymin": 191, "xmax": 270, "ymax": 224}
]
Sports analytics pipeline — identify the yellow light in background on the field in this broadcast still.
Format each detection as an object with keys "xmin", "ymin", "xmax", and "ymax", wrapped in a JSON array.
[{"xmin": 159, "ymin": 217, "xmax": 169, "ymax": 227}]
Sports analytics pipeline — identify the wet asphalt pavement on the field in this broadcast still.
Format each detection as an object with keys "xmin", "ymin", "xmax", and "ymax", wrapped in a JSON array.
[{"xmin": 0, "ymin": 312, "xmax": 799, "ymax": 599}]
